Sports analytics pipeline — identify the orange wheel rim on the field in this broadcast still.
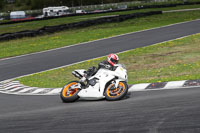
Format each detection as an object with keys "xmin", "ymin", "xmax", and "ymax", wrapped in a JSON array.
[
  {"xmin": 62, "ymin": 82, "xmax": 79, "ymax": 97},
  {"xmin": 106, "ymin": 82, "xmax": 125, "ymax": 97}
]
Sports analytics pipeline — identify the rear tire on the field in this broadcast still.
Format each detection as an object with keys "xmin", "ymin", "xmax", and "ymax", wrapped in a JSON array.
[
  {"xmin": 60, "ymin": 81, "xmax": 81, "ymax": 103},
  {"xmin": 105, "ymin": 81, "xmax": 128, "ymax": 101}
]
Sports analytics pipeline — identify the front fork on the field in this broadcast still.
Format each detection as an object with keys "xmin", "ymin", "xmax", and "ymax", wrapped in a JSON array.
[
  {"xmin": 111, "ymin": 80, "xmax": 121, "ymax": 88},
  {"xmin": 70, "ymin": 83, "xmax": 82, "ymax": 89}
]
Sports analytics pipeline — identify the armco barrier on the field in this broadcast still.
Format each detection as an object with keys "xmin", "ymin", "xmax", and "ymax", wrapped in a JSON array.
[
  {"xmin": 0, "ymin": 11, "xmax": 162, "ymax": 41},
  {"xmin": 1, "ymin": 1, "xmax": 199, "ymax": 26}
]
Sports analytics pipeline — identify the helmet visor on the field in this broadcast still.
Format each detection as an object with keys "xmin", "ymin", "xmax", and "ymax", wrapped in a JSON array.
[{"xmin": 111, "ymin": 58, "xmax": 118, "ymax": 64}]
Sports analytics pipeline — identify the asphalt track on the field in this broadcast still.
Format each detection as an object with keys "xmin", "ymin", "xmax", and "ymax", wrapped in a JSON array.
[
  {"xmin": 0, "ymin": 19, "xmax": 200, "ymax": 81},
  {"xmin": 1, "ymin": 19, "xmax": 200, "ymax": 133},
  {"xmin": 0, "ymin": 87, "xmax": 200, "ymax": 133}
]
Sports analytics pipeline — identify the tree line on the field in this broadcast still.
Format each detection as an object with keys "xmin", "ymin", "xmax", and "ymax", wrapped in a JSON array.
[{"xmin": 0, "ymin": 0, "xmax": 140, "ymax": 10}]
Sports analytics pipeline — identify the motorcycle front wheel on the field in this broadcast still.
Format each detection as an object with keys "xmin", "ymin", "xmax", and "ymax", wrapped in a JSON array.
[
  {"xmin": 105, "ymin": 81, "xmax": 128, "ymax": 101},
  {"xmin": 60, "ymin": 81, "xmax": 81, "ymax": 102}
]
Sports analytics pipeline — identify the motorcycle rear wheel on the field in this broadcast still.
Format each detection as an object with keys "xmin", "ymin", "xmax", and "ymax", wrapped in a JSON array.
[
  {"xmin": 60, "ymin": 81, "xmax": 81, "ymax": 103},
  {"xmin": 105, "ymin": 81, "xmax": 128, "ymax": 101}
]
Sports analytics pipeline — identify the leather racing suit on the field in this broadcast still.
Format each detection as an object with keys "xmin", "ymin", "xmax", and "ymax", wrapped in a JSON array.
[{"xmin": 85, "ymin": 60, "xmax": 114, "ymax": 79}]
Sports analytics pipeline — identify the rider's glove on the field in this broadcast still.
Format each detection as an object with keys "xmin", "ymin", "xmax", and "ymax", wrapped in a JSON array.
[{"xmin": 80, "ymin": 76, "xmax": 86, "ymax": 83}]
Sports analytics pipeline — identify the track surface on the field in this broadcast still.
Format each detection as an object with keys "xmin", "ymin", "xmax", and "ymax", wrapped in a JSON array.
[
  {"xmin": 0, "ymin": 19, "xmax": 200, "ymax": 81},
  {"xmin": 0, "ymin": 19, "xmax": 200, "ymax": 133},
  {"xmin": 0, "ymin": 87, "xmax": 200, "ymax": 133}
]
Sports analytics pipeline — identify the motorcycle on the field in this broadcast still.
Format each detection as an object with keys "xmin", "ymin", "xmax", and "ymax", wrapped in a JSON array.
[{"xmin": 60, "ymin": 64, "xmax": 128, "ymax": 102}]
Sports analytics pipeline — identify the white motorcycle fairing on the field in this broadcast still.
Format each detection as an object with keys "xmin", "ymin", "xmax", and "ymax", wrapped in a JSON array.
[{"xmin": 76, "ymin": 64, "xmax": 128, "ymax": 100}]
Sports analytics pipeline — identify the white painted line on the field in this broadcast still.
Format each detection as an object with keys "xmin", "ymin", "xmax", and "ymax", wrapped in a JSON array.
[
  {"xmin": 47, "ymin": 88, "xmax": 62, "ymax": 94},
  {"xmin": 163, "ymin": 8, "xmax": 200, "ymax": 13},
  {"xmin": 144, "ymin": 85, "xmax": 200, "ymax": 91},
  {"xmin": 0, "ymin": 20, "xmax": 200, "ymax": 85},
  {"xmin": 128, "ymin": 83, "xmax": 150, "ymax": 92},
  {"xmin": 0, "ymin": 19, "xmax": 200, "ymax": 83},
  {"xmin": 8, "ymin": 86, "xmax": 27, "ymax": 92},
  {"xmin": 1, "ymin": 80, "xmax": 19, "ymax": 84},
  {"xmin": 0, "ymin": 91, "xmax": 19, "ymax": 95},
  {"xmin": 164, "ymin": 80, "xmax": 186, "ymax": 89},
  {"xmin": 2, "ymin": 32, "xmax": 199, "ymax": 83},
  {"xmin": 17, "ymin": 87, "xmax": 37, "ymax": 93},
  {"xmin": 31, "ymin": 89, "xmax": 46, "ymax": 94},
  {"xmin": 2, "ymin": 85, "xmax": 22, "ymax": 90},
  {"xmin": 1, "ymin": 83, "xmax": 21, "ymax": 88}
]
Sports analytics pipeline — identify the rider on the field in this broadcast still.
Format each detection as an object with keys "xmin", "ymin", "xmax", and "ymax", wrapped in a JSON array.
[
  {"xmin": 80, "ymin": 53, "xmax": 119, "ymax": 82},
  {"xmin": 98, "ymin": 53, "xmax": 119, "ymax": 71}
]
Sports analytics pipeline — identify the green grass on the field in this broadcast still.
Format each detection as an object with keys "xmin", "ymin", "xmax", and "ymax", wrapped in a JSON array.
[
  {"xmin": 0, "ymin": 4, "xmax": 200, "ymax": 35},
  {"xmin": 17, "ymin": 33, "xmax": 200, "ymax": 88},
  {"xmin": 1, "ymin": 9, "xmax": 200, "ymax": 59}
]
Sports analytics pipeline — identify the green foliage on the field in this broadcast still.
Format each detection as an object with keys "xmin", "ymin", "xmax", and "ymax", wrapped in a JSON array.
[
  {"xmin": 30, "ymin": 0, "xmax": 44, "ymax": 9},
  {"xmin": 25, "ymin": 0, "xmax": 31, "ymax": 6},
  {"xmin": 0, "ymin": 0, "xmax": 4, "ymax": 9},
  {"xmin": 15, "ymin": 0, "xmax": 22, "ymax": 7}
]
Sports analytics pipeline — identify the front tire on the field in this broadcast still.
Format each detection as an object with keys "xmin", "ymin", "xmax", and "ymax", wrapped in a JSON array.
[
  {"xmin": 60, "ymin": 81, "xmax": 81, "ymax": 103},
  {"xmin": 105, "ymin": 81, "xmax": 128, "ymax": 101}
]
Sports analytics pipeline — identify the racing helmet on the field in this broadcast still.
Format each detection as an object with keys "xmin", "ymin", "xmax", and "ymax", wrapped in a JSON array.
[{"xmin": 107, "ymin": 53, "xmax": 119, "ymax": 66}]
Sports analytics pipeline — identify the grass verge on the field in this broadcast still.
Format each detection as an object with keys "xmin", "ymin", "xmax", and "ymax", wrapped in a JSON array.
[
  {"xmin": 0, "ymin": 10, "xmax": 200, "ymax": 59},
  {"xmin": 17, "ymin": 33, "xmax": 200, "ymax": 88}
]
